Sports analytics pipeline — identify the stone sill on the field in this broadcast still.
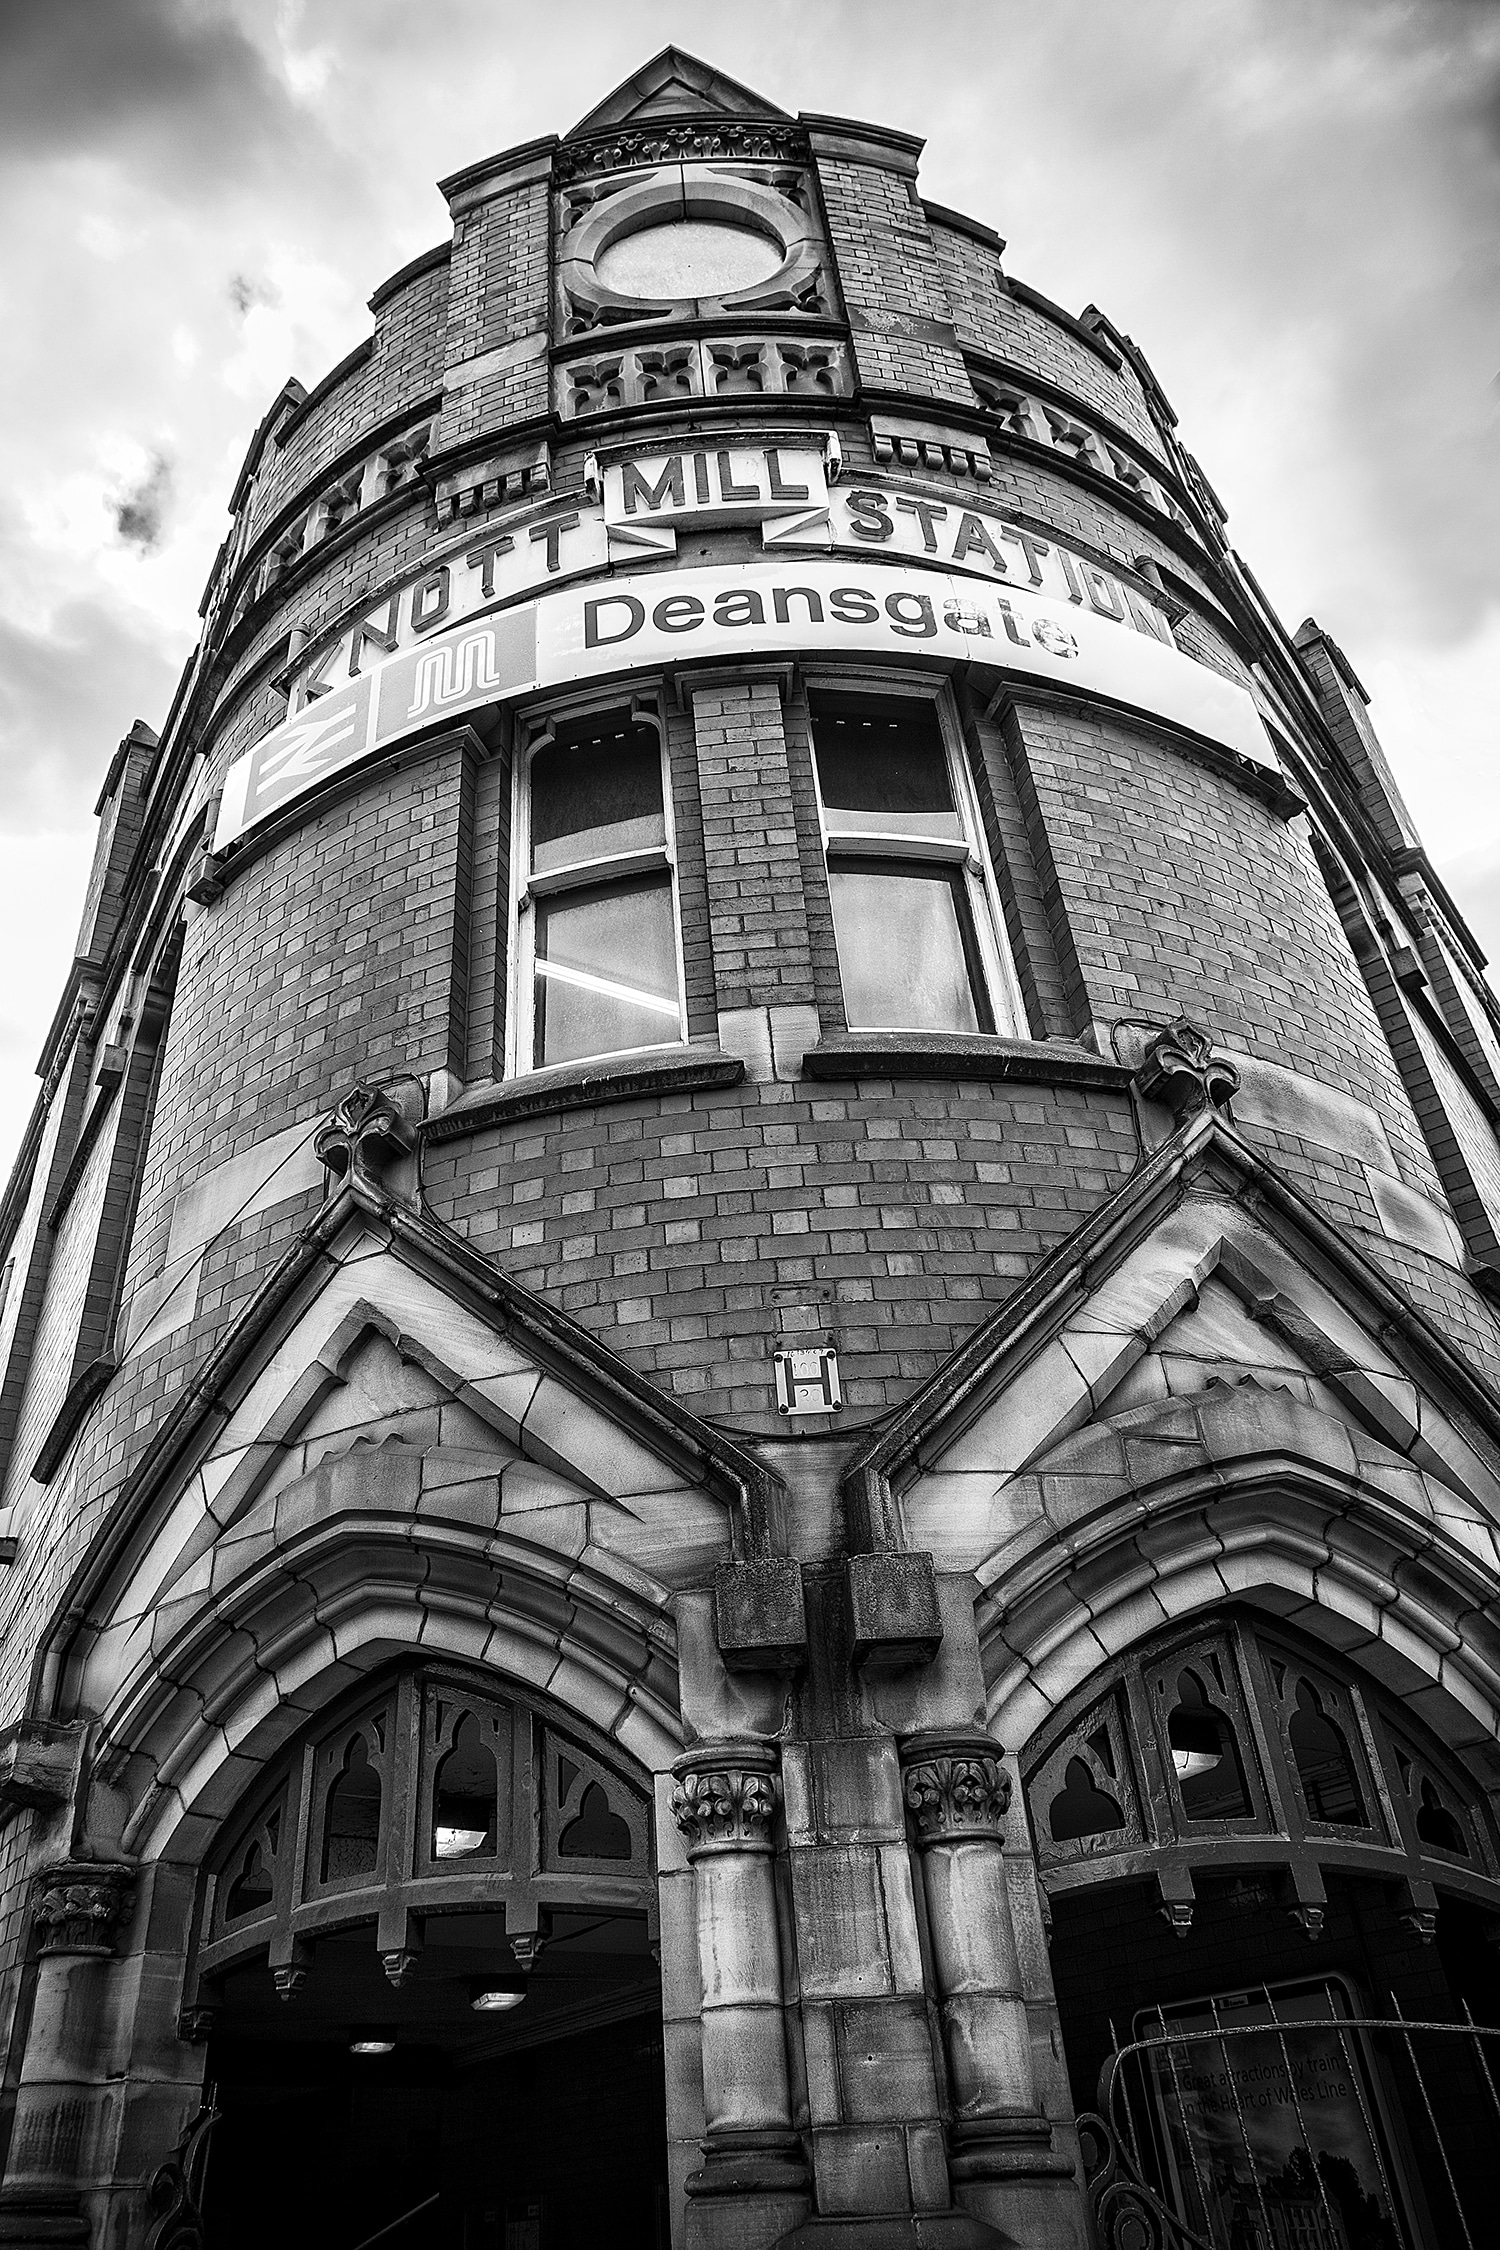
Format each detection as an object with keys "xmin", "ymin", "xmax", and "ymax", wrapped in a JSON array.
[
  {"xmin": 423, "ymin": 1049, "xmax": 746, "ymax": 1141},
  {"xmin": 804, "ymin": 1033, "xmax": 1132, "ymax": 1090}
]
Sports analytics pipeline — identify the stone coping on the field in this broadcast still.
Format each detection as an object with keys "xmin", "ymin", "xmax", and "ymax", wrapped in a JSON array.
[
  {"xmin": 803, "ymin": 1033, "xmax": 1132, "ymax": 1089},
  {"xmin": 422, "ymin": 1049, "xmax": 746, "ymax": 1139}
]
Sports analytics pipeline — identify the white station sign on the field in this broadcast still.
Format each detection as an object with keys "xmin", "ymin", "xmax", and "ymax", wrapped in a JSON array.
[{"xmin": 215, "ymin": 557, "xmax": 1278, "ymax": 850}]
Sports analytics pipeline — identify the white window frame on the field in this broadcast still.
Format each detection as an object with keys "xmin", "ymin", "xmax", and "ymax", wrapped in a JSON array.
[
  {"xmin": 507, "ymin": 690, "xmax": 689, "ymax": 1078},
  {"xmin": 803, "ymin": 669, "xmax": 1026, "ymax": 1039}
]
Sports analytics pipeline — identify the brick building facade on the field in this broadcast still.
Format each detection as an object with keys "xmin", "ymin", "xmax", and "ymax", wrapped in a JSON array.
[{"xmin": 2, "ymin": 48, "xmax": 1500, "ymax": 2250}]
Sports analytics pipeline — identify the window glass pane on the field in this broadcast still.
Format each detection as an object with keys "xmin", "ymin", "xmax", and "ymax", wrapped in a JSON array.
[
  {"xmin": 534, "ymin": 872, "xmax": 681, "ymax": 1066},
  {"xmin": 829, "ymin": 863, "xmax": 985, "ymax": 1033},
  {"xmin": 531, "ymin": 718, "xmax": 666, "ymax": 875},
  {"xmin": 810, "ymin": 693, "xmax": 963, "ymax": 842}
]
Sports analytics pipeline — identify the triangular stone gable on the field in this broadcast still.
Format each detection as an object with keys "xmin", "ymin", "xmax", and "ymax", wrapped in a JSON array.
[
  {"xmin": 847, "ymin": 1117, "xmax": 1500, "ymax": 1591},
  {"xmin": 48, "ymin": 1188, "xmax": 778, "ymax": 1764},
  {"xmin": 566, "ymin": 48, "xmax": 789, "ymax": 139}
]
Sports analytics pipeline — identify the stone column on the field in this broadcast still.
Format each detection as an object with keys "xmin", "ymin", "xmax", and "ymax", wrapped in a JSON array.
[
  {"xmin": 669, "ymin": 1741, "xmax": 808, "ymax": 2229},
  {"xmin": 0, "ymin": 1863, "xmax": 134, "ymax": 2250},
  {"xmin": 900, "ymin": 1732, "xmax": 1075, "ymax": 2225}
]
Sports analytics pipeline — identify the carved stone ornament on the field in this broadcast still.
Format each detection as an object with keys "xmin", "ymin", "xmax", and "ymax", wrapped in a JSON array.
[
  {"xmin": 314, "ymin": 1079, "xmax": 421, "ymax": 1198},
  {"xmin": 32, "ymin": 1860, "xmax": 134, "ymax": 1957},
  {"xmin": 1133, "ymin": 1017, "xmax": 1240, "ymax": 1125},
  {"xmin": 557, "ymin": 123, "xmax": 807, "ymax": 182},
  {"xmin": 900, "ymin": 1732, "xmax": 1011, "ymax": 1846},
  {"xmin": 670, "ymin": 1747, "xmax": 779, "ymax": 1856}
]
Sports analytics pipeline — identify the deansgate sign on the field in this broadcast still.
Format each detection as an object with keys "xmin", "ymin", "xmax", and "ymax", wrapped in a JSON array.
[
  {"xmin": 216, "ymin": 557, "xmax": 1278, "ymax": 850},
  {"xmin": 283, "ymin": 446, "xmax": 1174, "ymax": 715}
]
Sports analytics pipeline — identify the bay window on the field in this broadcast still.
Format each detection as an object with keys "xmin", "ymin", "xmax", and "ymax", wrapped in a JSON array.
[
  {"xmin": 808, "ymin": 686, "xmax": 1019, "ymax": 1036},
  {"xmin": 512, "ymin": 705, "xmax": 686, "ymax": 1073}
]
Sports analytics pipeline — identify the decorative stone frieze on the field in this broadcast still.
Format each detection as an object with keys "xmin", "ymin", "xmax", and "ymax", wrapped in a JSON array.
[
  {"xmin": 556, "ymin": 124, "xmax": 807, "ymax": 183},
  {"xmin": 1133, "ymin": 1017, "xmax": 1240, "ymax": 1124},
  {"xmin": 32, "ymin": 1862, "xmax": 134, "ymax": 1958},
  {"xmin": 558, "ymin": 335, "xmax": 850, "ymax": 419},
  {"xmin": 902, "ymin": 1733, "xmax": 1012, "ymax": 1845}
]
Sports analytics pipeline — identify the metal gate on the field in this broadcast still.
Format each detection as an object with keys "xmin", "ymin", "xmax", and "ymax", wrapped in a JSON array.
[{"xmin": 1078, "ymin": 1991, "xmax": 1500, "ymax": 2250}]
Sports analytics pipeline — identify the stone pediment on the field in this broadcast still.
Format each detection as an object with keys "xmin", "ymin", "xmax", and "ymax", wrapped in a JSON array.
[
  {"xmin": 566, "ymin": 49, "xmax": 790, "ymax": 139},
  {"xmin": 839, "ymin": 1114, "xmax": 1500, "ymax": 1751},
  {"xmin": 37, "ymin": 1173, "xmax": 782, "ymax": 1820}
]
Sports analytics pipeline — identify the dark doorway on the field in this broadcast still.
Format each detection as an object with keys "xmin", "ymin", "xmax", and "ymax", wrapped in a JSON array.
[{"xmin": 203, "ymin": 1912, "xmax": 668, "ymax": 2250}]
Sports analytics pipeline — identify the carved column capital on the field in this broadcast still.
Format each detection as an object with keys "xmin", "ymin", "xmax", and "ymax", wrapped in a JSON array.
[
  {"xmin": 32, "ymin": 1861, "xmax": 135, "ymax": 1957},
  {"xmin": 1133, "ymin": 1017, "xmax": 1240, "ymax": 1125},
  {"xmin": 900, "ymin": 1730, "xmax": 1011, "ymax": 1846},
  {"xmin": 670, "ymin": 1742, "xmax": 779, "ymax": 1857}
]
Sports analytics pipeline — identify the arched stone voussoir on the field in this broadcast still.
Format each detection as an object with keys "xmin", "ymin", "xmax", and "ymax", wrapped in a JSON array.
[
  {"xmin": 99, "ymin": 1504, "xmax": 684, "ymax": 1863},
  {"xmin": 981, "ymin": 1471, "xmax": 1500, "ymax": 1769}
]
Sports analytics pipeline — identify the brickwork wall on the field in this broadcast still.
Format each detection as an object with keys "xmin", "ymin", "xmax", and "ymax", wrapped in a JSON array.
[
  {"xmin": 812, "ymin": 155, "xmax": 975, "ymax": 406},
  {"xmin": 464, "ymin": 751, "xmax": 508, "ymax": 1083},
  {"xmin": 0, "ymin": 1166, "xmax": 327, "ymax": 1736},
  {"xmin": 1409, "ymin": 1011, "xmax": 1500, "ymax": 1252},
  {"xmin": 244, "ymin": 256, "xmax": 451, "ymax": 547},
  {"xmin": 998, "ymin": 698, "xmax": 1443, "ymax": 1184},
  {"xmin": 428, "ymin": 1073, "xmax": 1141, "ymax": 1428},
  {"xmin": 121, "ymin": 740, "xmax": 474, "ymax": 1308},
  {"xmin": 689, "ymin": 678, "xmax": 815, "ymax": 1014},
  {"xmin": 434, "ymin": 177, "xmax": 551, "ymax": 455},
  {"xmin": 661, "ymin": 698, "xmax": 719, "ymax": 1043},
  {"xmin": 778, "ymin": 688, "xmax": 848, "ymax": 1033},
  {"xmin": 0, "ymin": 1093, "xmax": 125, "ymax": 1509},
  {"xmin": 927, "ymin": 221, "xmax": 1164, "ymax": 458}
]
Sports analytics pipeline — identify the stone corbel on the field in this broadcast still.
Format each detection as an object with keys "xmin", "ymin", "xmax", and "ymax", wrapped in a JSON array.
[
  {"xmin": 713, "ymin": 1557, "xmax": 807, "ymax": 1675},
  {"xmin": 315, "ymin": 1078, "xmax": 425, "ymax": 1205},
  {"xmin": 1132, "ymin": 1017, "xmax": 1240, "ymax": 1126},
  {"xmin": 869, "ymin": 412, "xmax": 992, "ymax": 481},
  {"xmin": 0, "ymin": 1722, "xmax": 84, "ymax": 1814},
  {"xmin": 844, "ymin": 1549, "xmax": 944, "ymax": 1673},
  {"xmin": 428, "ymin": 436, "xmax": 551, "ymax": 526},
  {"xmin": 32, "ymin": 1861, "xmax": 135, "ymax": 1958}
]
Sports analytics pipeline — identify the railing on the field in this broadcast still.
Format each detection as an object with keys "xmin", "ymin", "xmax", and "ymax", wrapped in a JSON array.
[{"xmin": 1078, "ymin": 1995, "xmax": 1500, "ymax": 2250}]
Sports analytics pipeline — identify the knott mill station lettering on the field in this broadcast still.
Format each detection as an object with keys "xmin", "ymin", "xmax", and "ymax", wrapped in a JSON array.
[{"xmin": 3, "ymin": 45, "xmax": 1500, "ymax": 2250}]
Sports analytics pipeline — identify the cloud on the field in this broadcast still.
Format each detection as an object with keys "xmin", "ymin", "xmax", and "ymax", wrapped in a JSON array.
[
  {"xmin": 228, "ymin": 272, "xmax": 279, "ymax": 316},
  {"xmin": 0, "ymin": 599, "xmax": 183, "ymax": 830},
  {"xmin": 112, "ymin": 450, "xmax": 174, "ymax": 549},
  {"xmin": 0, "ymin": 0, "xmax": 303, "ymax": 185},
  {"xmin": 1440, "ymin": 839, "xmax": 1500, "ymax": 976}
]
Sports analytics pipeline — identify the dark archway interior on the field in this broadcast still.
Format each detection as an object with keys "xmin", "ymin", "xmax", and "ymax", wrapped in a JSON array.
[
  {"xmin": 1048, "ymin": 1874, "xmax": 1500, "ymax": 2250},
  {"xmin": 203, "ymin": 1910, "xmax": 668, "ymax": 2250}
]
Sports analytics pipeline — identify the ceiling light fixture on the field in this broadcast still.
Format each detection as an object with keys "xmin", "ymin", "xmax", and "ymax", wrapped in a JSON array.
[
  {"xmin": 349, "ymin": 2035, "xmax": 396, "ymax": 2056},
  {"xmin": 470, "ymin": 1976, "xmax": 528, "ymax": 2013}
]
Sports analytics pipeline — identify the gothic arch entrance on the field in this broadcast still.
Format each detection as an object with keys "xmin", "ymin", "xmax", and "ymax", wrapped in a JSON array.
[
  {"xmin": 189, "ymin": 1664, "xmax": 669, "ymax": 2250},
  {"xmin": 1020, "ymin": 1609, "xmax": 1500, "ymax": 2248}
]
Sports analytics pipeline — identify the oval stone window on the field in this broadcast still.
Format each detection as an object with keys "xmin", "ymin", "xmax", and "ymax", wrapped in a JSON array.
[{"xmin": 595, "ymin": 218, "xmax": 783, "ymax": 300}]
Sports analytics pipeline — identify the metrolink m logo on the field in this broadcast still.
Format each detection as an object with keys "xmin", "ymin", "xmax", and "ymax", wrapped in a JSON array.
[{"xmin": 407, "ymin": 629, "xmax": 502, "ymax": 717}]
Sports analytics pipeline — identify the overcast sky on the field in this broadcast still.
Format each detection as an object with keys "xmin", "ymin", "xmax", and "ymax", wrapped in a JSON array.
[{"xmin": 0, "ymin": 0, "xmax": 1495, "ymax": 1168}]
